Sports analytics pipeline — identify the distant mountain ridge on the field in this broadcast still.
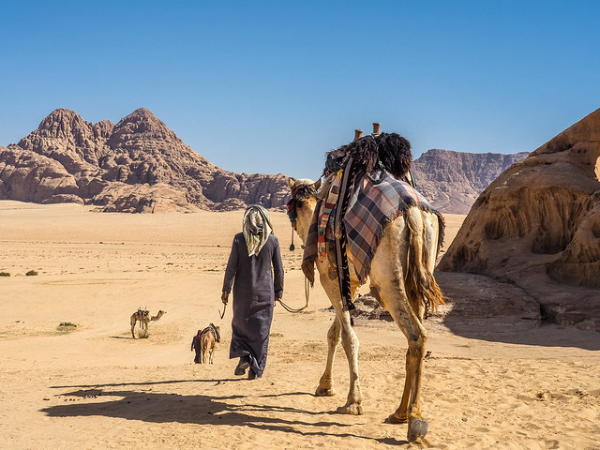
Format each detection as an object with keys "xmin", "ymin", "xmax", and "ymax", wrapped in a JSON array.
[
  {"xmin": 0, "ymin": 108, "xmax": 527, "ymax": 213},
  {"xmin": 0, "ymin": 108, "xmax": 290, "ymax": 212},
  {"xmin": 412, "ymin": 149, "xmax": 529, "ymax": 214}
]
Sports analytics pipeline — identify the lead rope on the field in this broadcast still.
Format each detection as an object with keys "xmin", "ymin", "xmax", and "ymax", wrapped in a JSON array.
[{"xmin": 276, "ymin": 276, "xmax": 310, "ymax": 313}]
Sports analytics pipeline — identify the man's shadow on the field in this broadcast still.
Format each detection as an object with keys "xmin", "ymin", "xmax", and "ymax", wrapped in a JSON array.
[{"xmin": 42, "ymin": 379, "xmax": 408, "ymax": 446}]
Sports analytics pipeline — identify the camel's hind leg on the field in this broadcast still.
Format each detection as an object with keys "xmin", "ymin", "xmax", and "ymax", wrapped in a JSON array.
[
  {"xmin": 316, "ymin": 266, "xmax": 363, "ymax": 415},
  {"xmin": 370, "ymin": 211, "xmax": 432, "ymax": 442},
  {"xmin": 130, "ymin": 317, "xmax": 137, "ymax": 339},
  {"xmin": 386, "ymin": 307, "xmax": 428, "ymax": 426},
  {"xmin": 315, "ymin": 316, "xmax": 341, "ymax": 397},
  {"xmin": 377, "ymin": 279, "xmax": 427, "ymax": 426},
  {"xmin": 201, "ymin": 342, "xmax": 207, "ymax": 364}
]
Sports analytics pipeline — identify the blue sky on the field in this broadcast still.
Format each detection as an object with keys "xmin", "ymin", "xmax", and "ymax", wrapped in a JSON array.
[{"xmin": 1, "ymin": 1, "xmax": 599, "ymax": 179}]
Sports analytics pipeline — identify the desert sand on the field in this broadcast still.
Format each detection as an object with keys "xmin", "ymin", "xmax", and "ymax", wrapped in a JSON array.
[{"xmin": 1, "ymin": 201, "xmax": 599, "ymax": 450}]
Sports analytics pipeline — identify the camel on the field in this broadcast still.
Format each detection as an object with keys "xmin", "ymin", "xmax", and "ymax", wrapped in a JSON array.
[
  {"xmin": 200, "ymin": 323, "xmax": 221, "ymax": 364},
  {"xmin": 286, "ymin": 126, "xmax": 444, "ymax": 443},
  {"xmin": 130, "ymin": 309, "xmax": 166, "ymax": 339}
]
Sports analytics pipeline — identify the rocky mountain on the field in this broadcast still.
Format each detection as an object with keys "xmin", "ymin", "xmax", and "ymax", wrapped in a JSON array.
[
  {"xmin": 0, "ymin": 108, "xmax": 290, "ymax": 212},
  {"xmin": 411, "ymin": 149, "xmax": 529, "ymax": 214},
  {"xmin": 1, "ymin": 108, "xmax": 525, "ymax": 213},
  {"xmin": 437, "ymin": 107, "xmax": 600, "ymax": 331}
]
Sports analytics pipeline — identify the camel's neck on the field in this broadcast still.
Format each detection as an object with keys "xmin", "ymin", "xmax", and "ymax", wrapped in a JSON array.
[{"xmin": 294, "ymin": 197, "xmax": 317, "ymax": 245}]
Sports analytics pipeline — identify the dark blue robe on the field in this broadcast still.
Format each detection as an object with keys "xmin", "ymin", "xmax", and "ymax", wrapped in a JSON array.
[{"xmin": 222, "ymin": 232, "xmax": 284, "ymax": 377}]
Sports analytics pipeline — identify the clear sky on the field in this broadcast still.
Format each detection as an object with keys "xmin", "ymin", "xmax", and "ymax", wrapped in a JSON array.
[{"xmin": 1, "ymin": 1, "xmax": 599, "ymax": 179}]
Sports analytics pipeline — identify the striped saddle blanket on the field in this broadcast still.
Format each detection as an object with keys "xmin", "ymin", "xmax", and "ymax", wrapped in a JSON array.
[{"xmin": 301, "ymin": 172, "xmax": 443, "ymax": 285}]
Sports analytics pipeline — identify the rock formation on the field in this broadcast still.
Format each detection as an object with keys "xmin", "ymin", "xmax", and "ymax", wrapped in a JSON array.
[
  {"xmin": 411, "ymin": 149, "xmax": 528, "ymax": 214},
  {"xmin": 1, "ymin": 108, "xmax": 528, "ymax": 213},
  {"xmin": 437, "ymin": 108, "xmax": 600, "ymax": 331},
  {"xmin": 1, "ymin": 108, "xmax": 290, "ymax": 212}
]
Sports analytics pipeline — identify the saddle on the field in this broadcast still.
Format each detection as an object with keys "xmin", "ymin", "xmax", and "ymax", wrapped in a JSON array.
[
  {"xmin": 302, "ymin": 131, "xmax": 442, "ymax": 312},
  {"xmin": 136, "ymin": 309, "xmax": 149, "ymax": 317},
  {"xmin": 201, "ymin": 324, "xmax": 220, "ymax": 343}
]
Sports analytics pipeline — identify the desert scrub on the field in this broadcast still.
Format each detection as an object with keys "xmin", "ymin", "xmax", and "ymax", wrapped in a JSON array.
[
  {"xmin": 57, "ymin": 322, "xmax": 78, "ymax": 332},
  {"xmin": 0, "ymin": 272, "xmax": 10, "ymax": 277},
  {"xmin": 25, "ymin": 270, "xmax": 38, "ymax": 276}
]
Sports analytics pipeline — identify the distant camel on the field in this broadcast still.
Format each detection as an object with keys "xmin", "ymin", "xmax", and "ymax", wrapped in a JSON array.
[
  {"xmin": 130, "ymin": 309, "xmax": 166, "ymax": 339},
  {"xmin": 200, "ymin": 323, "xmax": 221, "ymax": 364}
]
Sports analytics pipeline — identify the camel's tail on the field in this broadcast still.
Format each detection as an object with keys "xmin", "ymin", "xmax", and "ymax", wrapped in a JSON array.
[{"xmin": 405, "ymin": 208, "xmax": 445, "ymax": 317}]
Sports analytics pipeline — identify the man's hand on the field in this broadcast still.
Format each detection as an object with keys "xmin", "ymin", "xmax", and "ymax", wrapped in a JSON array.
[{"xmin": 221, "ymin": 291, "xmax": 229, "ymax": 304}]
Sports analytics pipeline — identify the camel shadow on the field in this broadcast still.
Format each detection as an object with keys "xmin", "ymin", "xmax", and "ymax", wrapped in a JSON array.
[
  {"xmin": 42, "ymin": 381, "xmax": 408, "ymax": 446},
  {"xmin": 49, "ymin": 378, "xmax": 243, "ymax": 389}
]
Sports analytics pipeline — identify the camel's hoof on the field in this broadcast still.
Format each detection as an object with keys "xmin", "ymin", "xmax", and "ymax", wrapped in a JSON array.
[
  {"xmin": 336, "ymin": 403, "xmax": 363, "ymax": 415},
  {"xmin": 315, "ymin": 386, "xmax": 336, "ymax": 397},
  {"xmin": 407, "ymin": 418, "xmax": 428, "ymax": 442},
  {"xmin": 386, "ymin": 413, "xmax": 409, "ymax": 424}
]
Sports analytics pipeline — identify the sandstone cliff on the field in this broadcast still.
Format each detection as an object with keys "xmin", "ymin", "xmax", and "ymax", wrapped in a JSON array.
[
  {"xmin": 0, "ymin": 108, "xmax": 290, "ymax": 212},
  {"xmin": 411, "ymin": 149, "xmax": 528, "ymax": 214},
  {"xmin": 437, "ymin": 108, "xmax": 600, "ymax": 331}
]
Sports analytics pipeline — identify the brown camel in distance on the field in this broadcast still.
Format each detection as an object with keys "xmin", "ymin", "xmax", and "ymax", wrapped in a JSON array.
[
  {"xmin": 200, "ymin": 323, "xmax": 221, "ymax": 364},
  {"xmin": 287, "ymin": 125, "xmax": 444, "ymax": 443},
  {"xmin": 130, "ymin": 309, "xmax": 166, "ymax": 339}
]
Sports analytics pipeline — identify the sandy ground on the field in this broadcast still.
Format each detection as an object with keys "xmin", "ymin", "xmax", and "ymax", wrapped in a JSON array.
[{"xmin": 1, "ymin": 201, "xmax": 599, "ymax": 450}]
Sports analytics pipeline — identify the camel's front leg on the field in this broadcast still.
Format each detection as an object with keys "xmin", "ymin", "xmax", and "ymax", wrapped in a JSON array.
[
  {"xmin": 315, "ymin": 317, "xmax": 341, "ymax": 397},
  {"xmin": 317, "ymin": 263, "xmax": 363, "ymax": 415},
  {"xmin": 337, "ymin": 309, "xmax": 363, "ymax": 415}
]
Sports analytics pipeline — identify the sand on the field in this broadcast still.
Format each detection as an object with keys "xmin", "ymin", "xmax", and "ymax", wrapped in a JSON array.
[{"xmin": 1, "ymin": 201, "xmax": 599, "ymax": 450}]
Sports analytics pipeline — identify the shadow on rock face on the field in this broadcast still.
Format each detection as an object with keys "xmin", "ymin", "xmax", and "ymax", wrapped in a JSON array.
[{"xmin": 432, "ymin": 271, "xmax": 600, "ymax": 351}]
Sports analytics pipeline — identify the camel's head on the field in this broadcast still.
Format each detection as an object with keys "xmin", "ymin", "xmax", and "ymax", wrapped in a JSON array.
[
  {"xmin": 288, "ymin": 178, "xmax": 320, "ymax": 198},
  {"xmin": 286, "ymin": 178, "xmax": 321, "ymax": 226}
]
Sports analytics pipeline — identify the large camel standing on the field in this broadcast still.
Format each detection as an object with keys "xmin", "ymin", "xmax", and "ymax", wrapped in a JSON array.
[
  {"xmin": 287, "ymin": 129, "xmax": 444, "ymax": 443},
  {"xmin": 130, "ymin": 309, "xmax": 166, "ymax": 339}
]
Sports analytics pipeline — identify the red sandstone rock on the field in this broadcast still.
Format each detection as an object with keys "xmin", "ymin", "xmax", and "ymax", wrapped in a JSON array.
[
  {"xmin": 2, "ymin": 108, "xmax": 290, "ymax": 212},
  {"xmin": 437, "ymin": 108, "xmax": 600, "ymax": 330}
]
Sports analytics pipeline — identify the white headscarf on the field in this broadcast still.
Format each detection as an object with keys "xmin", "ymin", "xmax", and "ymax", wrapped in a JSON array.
[{"xmin": 243, "ymin": 205, "xmax": 273, "ymax": 256}]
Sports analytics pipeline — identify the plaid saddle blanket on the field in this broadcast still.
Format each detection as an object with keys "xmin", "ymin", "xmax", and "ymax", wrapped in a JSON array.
[{"xmin": 302, "ymin": 172, "xmax": 442, "ymax": 285}]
